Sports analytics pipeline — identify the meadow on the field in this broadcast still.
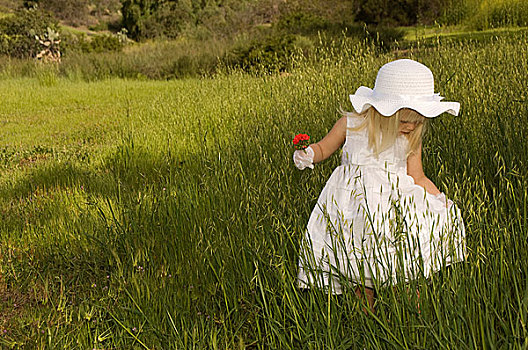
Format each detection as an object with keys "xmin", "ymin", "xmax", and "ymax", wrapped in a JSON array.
[{"xmin": 0, "ymin": 32, "xmax": 528, "ymax": 348}]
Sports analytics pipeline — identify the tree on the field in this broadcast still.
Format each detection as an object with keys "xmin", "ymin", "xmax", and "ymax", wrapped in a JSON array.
[{"xmin": 122, "ymin": 0, "xmax": 194, "ymax": 40}]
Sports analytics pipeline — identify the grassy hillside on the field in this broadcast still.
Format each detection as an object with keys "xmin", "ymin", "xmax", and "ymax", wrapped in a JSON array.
[{"xmin": 1, "ymin": 33, "xmax": 527, "ymax": 347}]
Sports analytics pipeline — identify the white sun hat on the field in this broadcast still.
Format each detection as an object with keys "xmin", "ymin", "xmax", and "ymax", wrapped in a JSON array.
[{"xmin": 349, "ymin": 59, "xmax": 460, "ymax": 118}]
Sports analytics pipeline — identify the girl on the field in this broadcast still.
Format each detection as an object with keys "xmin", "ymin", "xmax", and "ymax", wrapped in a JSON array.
[{"xmin": 293, "ymin": 59, "xmax": 466, "ymax": 311}]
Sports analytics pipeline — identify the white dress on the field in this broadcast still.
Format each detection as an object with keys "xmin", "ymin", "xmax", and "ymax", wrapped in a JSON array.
[{"xmin": 297, "ymin": 116, "xmax": 466, "ymax": 293}]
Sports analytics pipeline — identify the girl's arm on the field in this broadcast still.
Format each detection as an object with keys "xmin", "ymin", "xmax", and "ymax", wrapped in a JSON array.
[
  {"xmin": 310, "ymin": 116, "xmax": 347, "ymax": 163},
  {"xmin": 407, "ymin": 143, "xmax": 441, "ymax": 195}
]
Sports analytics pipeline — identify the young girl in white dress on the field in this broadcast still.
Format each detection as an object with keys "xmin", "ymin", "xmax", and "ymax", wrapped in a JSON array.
[{"xmin": 293, "ymin": 59, "xmax": 466, "ymax": 311}]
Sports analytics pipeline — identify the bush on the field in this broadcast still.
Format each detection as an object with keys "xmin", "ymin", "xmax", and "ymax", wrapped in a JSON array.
[
  {"xmin": 121, "ymin": 0, "xmax": 194, "ymax": 41},
  {"xmin": 87, "ymin": 34, "xmax": 124, "ymax": 53},
  {"xmin": 27, "ymin": 0, "xmax": 91, "ymax": 26},
  {"xmin": 0, "ymin": 8, "xmax": 59, "ymax": 58},
  {"xmin": 356, "ymin": 0, "xmax": 448, "ymax": 26},
  {"xmin": 225, "ymin": 33, "xmax": 302, "ymax": 72},
  {"xmin": 61, "ymin": 30, "xmax": 127, "ymax": 55},
  {"xmin": 275, "ymin": 12, "xmax": 330, "ymax": 35}
]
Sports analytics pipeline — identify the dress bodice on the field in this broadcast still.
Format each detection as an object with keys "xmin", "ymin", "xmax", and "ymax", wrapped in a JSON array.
[{"xmin": 341, "ymin": 116, "xmax": 409, "ymax": 174}]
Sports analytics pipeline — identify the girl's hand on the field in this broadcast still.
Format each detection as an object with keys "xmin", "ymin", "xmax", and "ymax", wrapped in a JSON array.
[{"xmin": 293, "ymin": 146, "xmax": 314, "ymax": 170}]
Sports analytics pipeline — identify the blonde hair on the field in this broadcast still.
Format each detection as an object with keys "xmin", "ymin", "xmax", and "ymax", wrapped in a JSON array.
[{"xmin": 344, "ymin": 107, "xmax": 427, "ymax": 157}]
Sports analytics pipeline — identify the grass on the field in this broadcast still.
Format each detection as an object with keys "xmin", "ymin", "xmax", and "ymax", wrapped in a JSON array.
[
  {"xmin": 0, "ymin": 32, "xmax": 528, "ymax": 348},
  {"xmin": 60, "ymin": 24, "xmax": 100, "ymax": 37},
  {"xmin": 402, "ymin": 24, "xmax": 528, "ymax": 41}
]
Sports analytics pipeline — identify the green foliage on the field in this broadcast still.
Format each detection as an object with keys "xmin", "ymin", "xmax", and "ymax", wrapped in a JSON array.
[
  {"xmin": 275, "ymin": 12, "xmax": 330, "ymax": 35},
  {"xmin": 35, "ymin": 62, "xmax": 59, "ymax": 86},
  {"xmin": 433, "ymin": 0, "xmax": 528, "ymax": 27},
  {"xmin": 86, "ymin": 34, "xmax": 123, "ymax": 53},
  {"xmin": 61, "ymin": 29, "xmax": 128, "ymax": 56},
  {"xmin": 91, "ymin": 34, "xmax": 124, "ymax": 53},
  {"xmin": 269, "ymin": 0, "xmax": 358, "ymax": 26},
  {"xmin": 120, "ymin": 0, "xmax": 258, "ymax": 41},
  {"xmin": 361, "ymin": 25, "xmax": 406, "ymax": 48},
  {"xmin": 90, "ymin": 0, "xmax": 122, "ymax": 17},
  {"xmin": 23, "ymin": 0, "xmax": 121, "ymax": 26},
  {"xmin": 225, "ymin": 33, "xmax": 303, "ymax": 72},
  {"xmin": 23, "ymin": 0, "xmax": 38, "ymax": 9},
  {"xmin": 33, "ymin": 0, "xmax": 90, "ymax": 26},
  {"xmin": 436, "ymin": 0, "xmax": 477, "ymax": 25},
  {"xmin": 470, "ymin": 0, "xmax": 528, "ymax": 30},
  {"xmin": 0, "ymin": 0, "xmax": 19, "ymax": 11},
  {"xmin": 354, "ymin": 0, "xmax": 528, "ymax": 28},
  {"xmin": 57, "ymin": 39, "xmax": 223, "ymax": 80},
  {"xmin": 0, "ymin": 8, "xmax": 58, "ymax": 58},
  {"xmin": 272, "ymin": 9, "xmax": 405, "ymax": 50},
  {"xmin": 121, "ymin": 0, "xmax": 194, "ymax": 40},
  {"xmin": 356, "ymin": 0, "xmax": 448, "ymax": 26}
]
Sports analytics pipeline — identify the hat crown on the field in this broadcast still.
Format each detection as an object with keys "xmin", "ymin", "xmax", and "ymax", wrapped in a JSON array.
[{"xmin": 374, "ymin": 59, "xmax": 434, "ymax": 97}]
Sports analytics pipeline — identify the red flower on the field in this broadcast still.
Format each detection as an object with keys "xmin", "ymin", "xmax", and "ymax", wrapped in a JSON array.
[{"xmin": 293, "ymin": 133, "xmax": 310, "ymax": 150}]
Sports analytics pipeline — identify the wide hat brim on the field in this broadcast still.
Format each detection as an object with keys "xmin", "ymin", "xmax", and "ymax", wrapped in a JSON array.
[{"xmin": 349, "ymin": 86, "xmax": 460, "ymax": 118}]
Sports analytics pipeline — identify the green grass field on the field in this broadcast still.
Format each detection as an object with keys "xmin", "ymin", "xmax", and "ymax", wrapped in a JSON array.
[{"xmin": 1, "ymin": 33, "xmax": 528, "ymax": 348}]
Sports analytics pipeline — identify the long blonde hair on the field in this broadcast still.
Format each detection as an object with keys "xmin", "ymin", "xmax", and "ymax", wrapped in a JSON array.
[{"xmin": 344, "ymin": 107, "xmax": 427, "ymax": 157}]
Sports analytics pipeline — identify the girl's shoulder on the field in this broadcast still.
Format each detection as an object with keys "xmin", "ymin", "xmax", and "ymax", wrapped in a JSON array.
[{"xmin": 344, "ymin": 113, "xmax": 366, "ymax": 129}]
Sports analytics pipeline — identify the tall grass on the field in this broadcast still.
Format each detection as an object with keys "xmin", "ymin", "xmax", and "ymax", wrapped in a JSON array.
[
  {"xmin": 0, "ymin": 37, "xmax": 229, "ymax": 81},
  {"xmin": 470, "ymin": 0, "xmax": 528, "ymax": 29},
  {"xmin": 440, "ymin": 0, "xmax": 528, "ymax": 28},
  {"xmin": 0, "ymin": 33, "xmax": 528, "ymax": 348}
]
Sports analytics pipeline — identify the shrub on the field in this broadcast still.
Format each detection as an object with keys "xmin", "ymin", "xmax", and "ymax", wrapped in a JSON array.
[
  {"xmin": 275, "ymin": 12, "xmax": 330, "ymax": 35},
  {"xmin": 0, "ymin": 8, "xmax": 59, "ymax": 58},
  {"xmin": 88, "ymin": 34, "xmax": 124, "ymax": 53},
  {"xmin": 90, "ymin": 0, "xmax": 122, "ymax": 17},
  {"xmin": 225, "ymin": 33, "xmax": 300, "ymax": 72},
  {"xmin": 61, "ymin": 30, "xmax": 127, "ymax": 55},
  {"xmin": 121, "ymin": 0, "xmax": 194, "ymax": 41},
  {"xmin": 356, "ymin": 0, "xmax": 448, "ymax": 26},
  {"xmin": 28, "ymin": 0, "xmax": 91, "ymax": 26}
]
